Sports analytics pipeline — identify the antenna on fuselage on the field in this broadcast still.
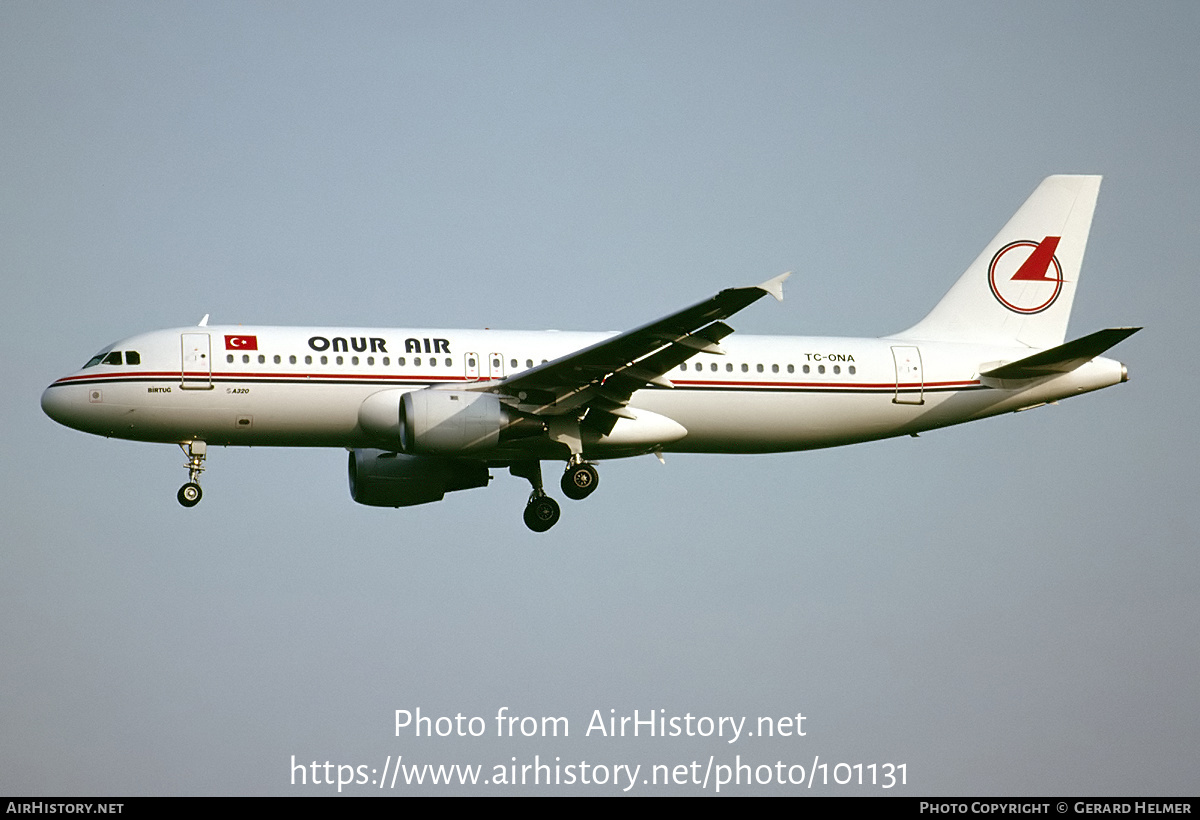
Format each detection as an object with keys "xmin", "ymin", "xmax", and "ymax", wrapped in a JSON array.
[{"xmin": 198, "ymin": 314, "xmax": 209, "ymax": 327}]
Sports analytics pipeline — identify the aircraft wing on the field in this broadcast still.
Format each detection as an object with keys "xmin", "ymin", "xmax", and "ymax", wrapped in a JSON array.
[{"xmin": 484, "ymin": 273, "xmax": 789, "ymax": 434}]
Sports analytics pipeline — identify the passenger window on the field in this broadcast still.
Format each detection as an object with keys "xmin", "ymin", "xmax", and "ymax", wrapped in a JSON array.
[
  {"xmin": 726, "ymin": 363, "xmax": 733, "ymax": 372},
  {"xmin": 833, "ymin": 365, "xmax": 840, "ymax": 374},
  {"xmin": 305, "ymin": 355, "xmax": 312, "ymax": 365},
  {"xmin": 526, "ymin": 359, "xmax": 533, "ymax": 368},
  {"xmin": 772, "ymin": 364, "xmax": 779, "ymax": 373},
  {"xmin": 336, "ymin": 356, "xmax": 344, "ymax": 365},
  {"xmin": 320, "ymin": 356, "xmax": 328, "ymax": 365},
  {"xmin": 445, "ymin": 357, "xmax": 452, "ymax": 367},
  {"xmin": 382, "ymin": 357, "xmax": 389, "ymax": 365},
  {"xmin": 415, "ymin": 357, "xmax": 421, "ymax": 366},
  {"xmin": 125, "ymin": 351, "xmax": 140, "ymax": 365},
  {"xmin": 242, "ymin": 355, "xmax": 250, "ymax": 364},
  {"xmin": 787, "ymin": 364, "xmax": 794, "ymax": 374},
  {"xmin": 849, "ymin": 365, "xmax": 856, "ymax": 375},
  {"xmin": 226, "ymin": 354, "xmax": 234, "ymax": 364},
  {"xmin": 756, "ymin": 364, "xmax": 764, "ymax": 373},
  {"xmin": 429, "ymin": 358, "xmax": 436, "ymax": 368},
  {"xmin": 803, "ymin": 365, "xmax": 810, "ymax": 374},
  {"xmin": 258, "ymin": 355, "xmax": 265, "ymax": 364},
  {"xmin": 741, "ymin": 363, "xmax": 749, "ymax": 372},
  {"xmin": 289, "ymin": 355, "xmax": 297, "ymax": 364},
  {"xmin": 694, "ymin": 363, "xmax": 702, "ymax": 371},
  {"xmin": 367, "ymin": 356, "xmax": 374, "ymax": 365},
  {"xmin": 510, "ymin": 359, "xmax": 518, "ymax": 368},
  {"xmin": 351, "ymin": 356, "xmax": 359, "ymax": 365},
  {"xmin": 818, "ymin": 365, "xmax": 825, "ymax": 374},
  {"xmin": 398, "ymin": 357, "xmax": 405, "ymax": 366},
  {"xmin": 274, "ymin": 355, "xmax": 281, "ymax": 364}
]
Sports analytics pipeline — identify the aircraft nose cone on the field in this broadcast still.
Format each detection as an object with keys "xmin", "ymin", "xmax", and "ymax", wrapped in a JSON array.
[
  {"xmin": 42, "ymin": 385, "xmax": 63, "ymax": 422},
  {"xmin": 41, "ymin": 383, "xmax": 83, "ymax": 429}
]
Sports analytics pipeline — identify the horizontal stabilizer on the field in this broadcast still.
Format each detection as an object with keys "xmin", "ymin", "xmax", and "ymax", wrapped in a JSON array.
[{"xmin": 980, "ymin": 327, "xmax": 1141, "ymax": 380}]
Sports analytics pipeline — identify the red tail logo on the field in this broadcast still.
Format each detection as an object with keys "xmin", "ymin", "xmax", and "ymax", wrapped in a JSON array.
[{"xmin": 988, "ymin": 237, "xmax": 1063, "ymax": 314}]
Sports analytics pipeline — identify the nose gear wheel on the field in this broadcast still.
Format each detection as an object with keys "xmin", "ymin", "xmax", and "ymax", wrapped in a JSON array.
[{"xmin": 177, "ymin": 482, "xmax": 202, "ymax": 507}]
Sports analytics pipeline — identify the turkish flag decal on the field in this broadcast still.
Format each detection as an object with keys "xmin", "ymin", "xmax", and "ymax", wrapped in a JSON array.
[{"xmin": 225, "ymin": 335, "xmax": 258, "ymax": 350}]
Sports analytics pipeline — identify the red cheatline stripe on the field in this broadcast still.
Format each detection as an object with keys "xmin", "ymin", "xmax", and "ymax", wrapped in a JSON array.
[
  {"xmin": 674, "ymin": 379, "xmax": 980, "ymax": 389},
  {"xmin": 53, "ymin": 372, "xmax": 983, "ymax": 391},
  {"xmin": 52, "ymin": 371, "xmax": 470, "ymax": 385}
]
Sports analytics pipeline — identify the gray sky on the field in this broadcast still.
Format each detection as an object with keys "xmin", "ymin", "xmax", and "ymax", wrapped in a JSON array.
[{"xmin": 3, "ymin": 1, "xmax": 1196, "ymax": 795}]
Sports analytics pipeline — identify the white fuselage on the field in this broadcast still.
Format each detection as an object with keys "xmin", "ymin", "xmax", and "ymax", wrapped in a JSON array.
[
  {"xmin": 37, "ymin": 177, "xmax": 1134, "ymax": 530},
  {"xmin": 41, "ymin": 324, "xmax": 1127, "ymax": 457}
]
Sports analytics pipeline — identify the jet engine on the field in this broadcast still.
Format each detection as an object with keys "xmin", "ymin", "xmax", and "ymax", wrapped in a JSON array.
[
  {"xmin": 399, "ymin": 390, "xmax": 505, "ymax": 454},
  {"xmin": 359, "ymin": 388, "xmax": 542, "ymax": 454},
  {"xmin": 348, "ymin": 448, "xmax": 490, "ymax": 507}
]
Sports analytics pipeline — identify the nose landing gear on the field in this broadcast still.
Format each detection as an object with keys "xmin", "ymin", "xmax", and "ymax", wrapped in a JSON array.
[{"xmin": 177, "ymin": 441, "xmax": 206, "ymax": 508}]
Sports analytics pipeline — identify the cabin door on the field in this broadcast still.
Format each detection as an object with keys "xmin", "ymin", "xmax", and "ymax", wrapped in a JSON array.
[
  {"xmin": 180, "ymin": 333, "xmax": 212, "ymax": 389},
  {"xmin": 891, "ymin": 345, "xmax": 924, "ymax": 405}
]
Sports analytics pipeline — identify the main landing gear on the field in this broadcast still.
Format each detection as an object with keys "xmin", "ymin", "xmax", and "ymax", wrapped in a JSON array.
[
  {"xmin": 511, "ymin": 458, "xmax": 601, "ymax": 532},
  {"xmin": 561, "ymin": 458, "xmax": 599, "ymax": 500},
  {"xmin": 177, "ymin": 440, "xmax": 206, "ymax": 508},
  {"xmin": 523, "ymin": 493, "xmax": 560, "ymax": 533}
]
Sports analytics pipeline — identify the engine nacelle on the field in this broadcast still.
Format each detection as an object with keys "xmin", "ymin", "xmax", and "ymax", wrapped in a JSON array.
[
  {"xmin": 348, "ymin": 448, "xmax": 490, "ymax": 507},
  {"xmin": 359, "ymin": 388, "xmax": 544, "ymax": 454},
  {"xmin": 399, "ymin": 389, "xmax": 505, "ymax": 454}
]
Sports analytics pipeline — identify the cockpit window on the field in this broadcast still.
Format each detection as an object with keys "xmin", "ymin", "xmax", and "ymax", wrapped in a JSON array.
[
  {"xmin": 82, "ymin": 347, "xmax": 140, "ymax": 368},
  {"xmin": 83, "ymin": 344, "xmax": 117, "ymax": 369}
]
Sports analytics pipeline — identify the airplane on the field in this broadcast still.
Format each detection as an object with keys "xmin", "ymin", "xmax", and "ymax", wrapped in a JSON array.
[{"xmin": 42, "ymin": 175, "xmax": 1139, "ymax": 532}]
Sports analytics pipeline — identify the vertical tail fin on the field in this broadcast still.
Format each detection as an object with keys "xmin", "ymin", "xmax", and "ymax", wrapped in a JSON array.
[{"xmin": 890, "ymin": 175, "xmax": 1101, "ymax": 349}]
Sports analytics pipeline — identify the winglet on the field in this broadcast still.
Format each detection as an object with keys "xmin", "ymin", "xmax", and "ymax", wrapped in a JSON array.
[{"xmin": 758, "ymin": 272, "xmax": 791, "ymax": 302}]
